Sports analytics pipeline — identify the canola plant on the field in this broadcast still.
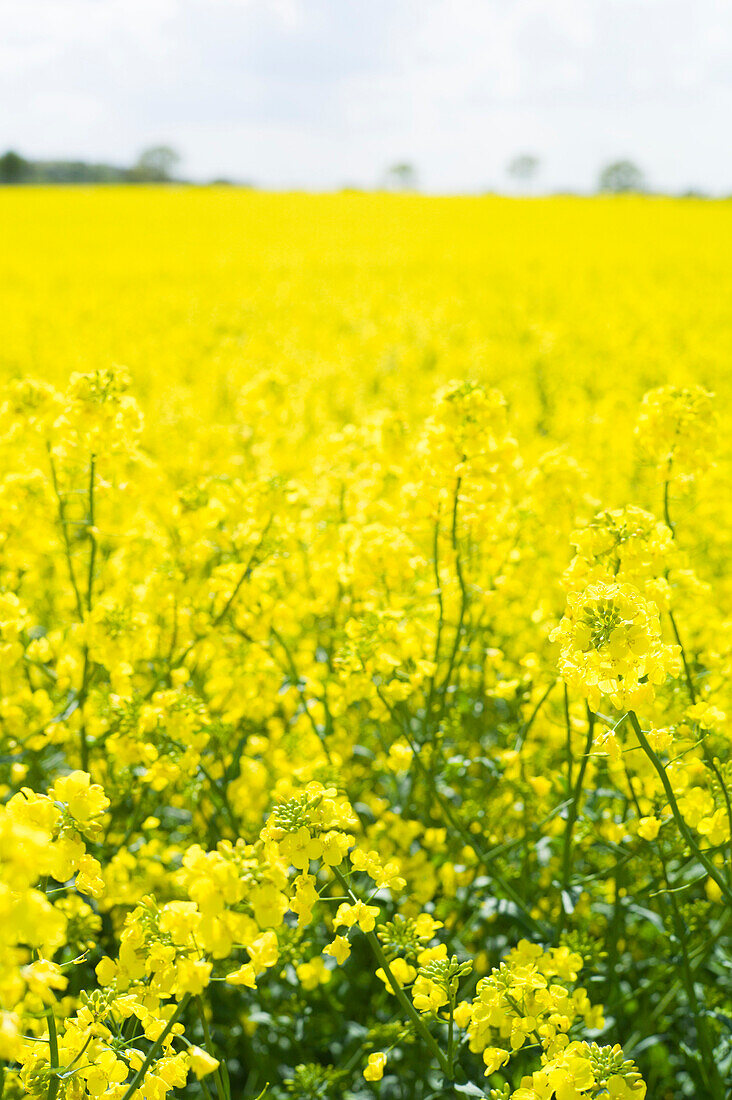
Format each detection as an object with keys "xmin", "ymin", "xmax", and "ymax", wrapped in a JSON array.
[{"xmin": 1, "ymin": 188, "xmax": 731, "ymax": 1100}]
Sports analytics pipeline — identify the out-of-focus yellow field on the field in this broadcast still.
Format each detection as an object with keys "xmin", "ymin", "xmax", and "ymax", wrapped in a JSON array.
[
  {"xmin": 4, "ymin": 188, "xmax": 732, "ymax": 1099},
  {"xmin": 2, "ymin": 187, "xmax": 730, "ymax": 490}
]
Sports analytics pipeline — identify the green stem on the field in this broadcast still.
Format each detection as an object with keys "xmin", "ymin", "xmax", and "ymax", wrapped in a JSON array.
[
  {"xmin": 77, "ymin": 455, "xmax": 97, "ymax": 773},
  {"xmin": 271, "ymin": 626, "xmax": 333, "ymax": 766},
  {"xmin": 376, "ymin": 687, "xmax": 544, "ymax": 935},
  {"xmin": 563, "ymin": 684, "xmax": 573, "ymax": 789},
  {"xmin": 658, "ymin": 855, "xmax": 725, "ymax": 1099},
  {"xmin": 196, "ymin": 997, "xmax": 228, "ymax": 1100},
  {"xmin": 513, "ymin": 680, "xmax": 556, "ymax": 753},
  {"xmin": 422, "ymin": 510, "xmax": 444, "ymax": 740},
  {"xmin": 556, "ymin": 708, "xmax": 595, "ymax": 938},
  {"xmin": 668, "ymin": 608, "xmax": 732, "ymax": 875},
  {"xmin": 147, "ymin": 516, "xmax": 272, "ymax": 696},
  {"xmin": 627, "ymin": 711, "xmax": 732, "ymax": 905},
  {"xmin": 197, "ymin": 762, "xmax": 240, "ymax": 838},
  {"xmin": 663, "ymin": 468, "xmax": 675, "ymax": 536},
  {"xmin": 446, "ymin": 990, "xmax": 455, "ymax": 1078},
  {"xmin": 118, "ymin": 995, "xmax": 190, "ymax": 1100},
  {"xmin": 85, "ymin": 455, "xmax": 97, "ymax": 613},
  {"xmin": 47, "ymin": 445, "xmax": 85, "ymax": 621},
  {"xmin": 435, "ymin": 477, "xmax": 468, "ymax": 721},
  {"xmin": 663, "ymin": 466, "xmax": 732, "ymax": 875},
  {"xmin": 46, "ymin": 1002, "xmax": 60, "ymax": 1100},
  {"xmin": 668, "ymin": 609, "xmax": 695, "ymax": 703},
  {"xmin": 331, "ymin": 866, "xmax": 451, "ymax": 1078},
  {"xmin": 503, "ymin": 990, "xmax": 544, "ymax": 1049}
]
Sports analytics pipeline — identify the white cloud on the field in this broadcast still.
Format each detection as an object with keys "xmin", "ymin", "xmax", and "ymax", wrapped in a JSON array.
[{"xmin": 0, "ymin": 0, "xmax": 730, "ymax": 191}]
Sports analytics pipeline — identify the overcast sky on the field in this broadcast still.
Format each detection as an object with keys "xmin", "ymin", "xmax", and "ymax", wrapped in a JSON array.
[{"xmin": 2, "ymin": 0, "xmax": 730, "ymax": 193}]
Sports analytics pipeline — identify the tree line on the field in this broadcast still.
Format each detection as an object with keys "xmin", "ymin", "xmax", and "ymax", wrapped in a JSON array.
[
  {"xmin": 385, "ymin": 157, "xmax": 709, "ymax": 196},
  {"xmin": 0, "ymin": 146, "xmax": 181, "ymax": 185},
  {"xmin": 0, "ymin": 147, "xmax": 711, "ymax": 195}
]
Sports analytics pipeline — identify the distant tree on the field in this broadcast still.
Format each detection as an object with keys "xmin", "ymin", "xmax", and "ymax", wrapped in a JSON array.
[
  {"xmin": 0, "ymin": 150, "xmax": 31, "ymax": 184},
  {"xmin": 507, "ymin": 153, "xmax": 540, "ymax": 183},
  {"xmin": 384, "ymin": 163, "xmax": 418, "ymax": 191},
  {"xmin": 208, "ymin": 178, "xmax": 255, "ymax": 188},
  {"xmin": 36, "ymin": 160, "xmax": 128, "ymax": 183},
  {"xmin": 0, "ymin": 149, "xmax": 188, "ymax": 185},
  {"xmin": 597, "ymin": 159, "xmax": 646, "ymax": 194},
  {"xmin": 129, "ymin": 145, "xmax": 181, "ymax": 183}
]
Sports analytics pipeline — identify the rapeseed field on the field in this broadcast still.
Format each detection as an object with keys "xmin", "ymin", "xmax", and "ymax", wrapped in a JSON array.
[{"xmin": 1, "ymin": 187, "xmax": 732, "ymax": 1100}]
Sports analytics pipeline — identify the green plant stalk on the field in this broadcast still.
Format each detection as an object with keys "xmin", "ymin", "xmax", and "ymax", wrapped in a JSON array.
[
  {"xmin": 46, "ymin": 1002, "xmax": 60, "ymax": 1100},
  {"xmin": 563, "ymin": 684, "xmax": 573, "ymax": 789},
  {"xmin": 47, "ymin": 446, "xmax": 91, "ymax": 769},
  {"xmin": 412, "ymin": 477, "xmax": 469, "ymax": 813},
  {"xmin": 502, "ymin": 990, "xmax": 544, "ymax": 1049},
  {"xmin": 196, "ymin": 996, "xmax": 229, "ymax": 1100},
  {"xmin": 271, "ymin": 625, "xmax": 334, "ymax": 766},
  {"xmin": 422, "ymin": 510, "xmax": 444, "ymax": 743},
  {"xmin": 627, "ymin": 711, "xmax": 732, "ymax": 905},
  {"xmin": 118, "ymin": 995, "xmax": 191, "ymax": 1100},
  {"xmin": 331, "ymin": 866, "xmax": 451, "ymax": 1077},
  {"xmin": 513, "ymin": 679, "xmax": 556, "ymax": 753},
  {"xmin": 147, "ymin": 515, "xmax": 272, "ymax": 698},
  {"xmin": 662, "ymin": 463, "xmax": 676, "ymax": 536},
  {"xmin": 556, "ymin": 707, "xmax": 595, "ymax": 938},
  {"xmin": 662, "ymin": 465, "xmax": 732, "ymax": 866},
  {"xmin": 375, "ymin": 685, "xmax": 545, "ymax": 935},
  {"xmin": 446, "ymin": 988, "xmax": 456, "ymax": 1079},
  {"xmin": 657, "ymin": 853, "xmax": 725, "ymax": 1100},
  {"xmin": 47, "ymin": 445, "xmax": 84, "ymax": 621},
  {"xmin": 77, "ymin": 455, "xmax": 97, "ymax": 772},
  {"xmin": 667, "ymin": 603, "xmax": 732, "ymax": 874},
  {"xmin": 435, "ymin": 476, "xmax": 468, "ymax": 720}
]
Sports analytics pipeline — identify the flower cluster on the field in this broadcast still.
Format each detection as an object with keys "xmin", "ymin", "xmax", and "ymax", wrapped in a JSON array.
[
  {"xmin": 635, "ymin": 385, "xmax": 716, "ymax": 476},
  {"xmin": 563, "ymin": 506, "xmax": 674, "ymax": 607},
  {"xmin": 514, "ymin": 1042, "xmax": 647, "ymax": 1100},
  {"xmin": 552, "ymin": 582, "xmax": 680, "ymax": 712},
  {"xmin": 464, "ymin": 942, "xmax": 602, "ymax": 1076}
]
